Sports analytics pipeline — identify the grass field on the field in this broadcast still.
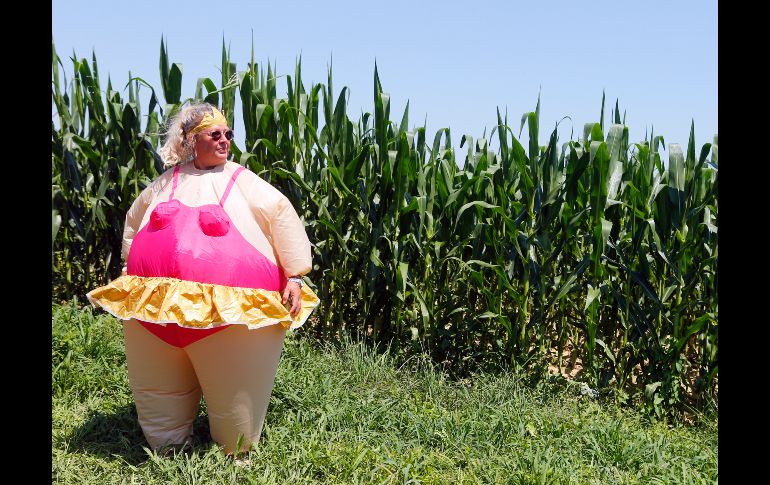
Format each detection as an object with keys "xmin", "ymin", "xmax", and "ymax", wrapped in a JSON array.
[{"xmin": 52, "ymin": 302, "xmax": 717, "ymax": 484}]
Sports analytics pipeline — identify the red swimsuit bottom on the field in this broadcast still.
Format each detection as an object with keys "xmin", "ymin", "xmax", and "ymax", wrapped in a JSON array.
[{"xmin": 137, "ymin": 321, "xmax": 228, "ymax": 348}]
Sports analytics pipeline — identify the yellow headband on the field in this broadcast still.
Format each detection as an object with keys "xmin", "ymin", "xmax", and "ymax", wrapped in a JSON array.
[{"xmin": 188, "ymin": 107, "xmax": 228, "ymax": 135}]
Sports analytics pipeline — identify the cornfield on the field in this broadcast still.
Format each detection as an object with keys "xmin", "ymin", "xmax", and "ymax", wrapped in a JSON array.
[{"xmin": 52, "ymin": 36, "xmax": 717, "ymax": 417}]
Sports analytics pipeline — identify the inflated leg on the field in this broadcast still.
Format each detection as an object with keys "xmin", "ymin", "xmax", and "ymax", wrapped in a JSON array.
[
  {"xmin": 123, "ymin": 319, "xmax": 202, "ymax": 449},
  {"xmin": 186, "ymin": 323, "xmax": 287, "ymax": 454}
]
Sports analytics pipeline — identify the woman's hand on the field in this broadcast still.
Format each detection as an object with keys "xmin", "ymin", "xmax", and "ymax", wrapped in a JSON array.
[{"xmin": 282, "ymin": 281, "xmax": 302, "ymax": 318}]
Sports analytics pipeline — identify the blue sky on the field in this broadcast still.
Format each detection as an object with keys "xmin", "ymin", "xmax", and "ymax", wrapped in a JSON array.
[{"xmin": 52, "ymin": 0, "xmax": 717, "ymax": 161}]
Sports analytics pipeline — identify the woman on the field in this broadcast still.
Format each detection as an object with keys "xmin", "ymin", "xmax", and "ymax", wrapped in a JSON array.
[{"xmin": 87, "ymin": 102, "xmax": 319, "ymax": 456}]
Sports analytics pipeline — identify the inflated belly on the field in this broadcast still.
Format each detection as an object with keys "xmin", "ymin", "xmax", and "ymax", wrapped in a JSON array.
[{"xmin": 127, "ymin": 209, "xmax": 283, "ymax": 291}]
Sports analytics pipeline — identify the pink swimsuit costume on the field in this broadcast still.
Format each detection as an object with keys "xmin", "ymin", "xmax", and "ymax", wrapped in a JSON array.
[{"xmin": 126, "ymin": 165, "xmax": 285, "ymax": 348}]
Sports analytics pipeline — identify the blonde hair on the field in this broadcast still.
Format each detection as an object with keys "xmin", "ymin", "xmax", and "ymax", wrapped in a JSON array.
[{"xmin": 158, "ymin": 102, "xmax": 226, "ymax": 168}]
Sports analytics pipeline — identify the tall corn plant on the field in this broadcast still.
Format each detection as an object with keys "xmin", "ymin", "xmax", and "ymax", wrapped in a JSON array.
[
  {"xmin": 52, "ymin": 38, "xmax": 162, "ymax": 299},
  {"xmin": 51, "ymin": 36, "xmax": 717, "ymax": 416}
]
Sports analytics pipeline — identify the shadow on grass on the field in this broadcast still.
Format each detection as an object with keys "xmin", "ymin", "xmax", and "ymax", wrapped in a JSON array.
[{"xmin": 63, "ymin": 403, "xmax": 215, "ymax": 465}]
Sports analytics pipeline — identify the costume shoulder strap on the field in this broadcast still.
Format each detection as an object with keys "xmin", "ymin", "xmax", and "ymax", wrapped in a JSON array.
[
  {"xmin": 219, "ymin": 165, "xmax": 246, "ymax": 206},
  {"xmin": 168, "ymin": 165, "xmax": 181, "ymax": 201}
]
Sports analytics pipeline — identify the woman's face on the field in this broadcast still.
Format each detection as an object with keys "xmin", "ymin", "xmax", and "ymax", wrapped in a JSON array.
[{"xmin": 192, "ymin": 123, "xmax": 231, "ymax": 170}]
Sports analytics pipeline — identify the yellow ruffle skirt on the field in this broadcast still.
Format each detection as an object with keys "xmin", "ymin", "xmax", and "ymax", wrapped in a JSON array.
[{"xmin": 86, "ymin": 275, "xmax": 320, "ymax": 330}]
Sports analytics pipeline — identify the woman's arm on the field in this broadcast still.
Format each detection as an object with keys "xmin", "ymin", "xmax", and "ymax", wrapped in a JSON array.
[
  {"xmin": 238, "ymin": 169, "xmax": 313, "ymax": 317},
  {"xmin": 271, "ymin": 196, "xmax": 312, "ymax": 317},
  {"xmin": 270, "ymin": 196, "xmax": 312, "ymax": 278},
  {"xmin": 121, "ymin": 185, "xmax": 155, "ymax": 274}
]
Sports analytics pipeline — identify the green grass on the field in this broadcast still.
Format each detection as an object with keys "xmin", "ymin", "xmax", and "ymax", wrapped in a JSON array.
[{"xmin": 53, "ymin": 302, "xmax": 717, "ymax": 484}]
